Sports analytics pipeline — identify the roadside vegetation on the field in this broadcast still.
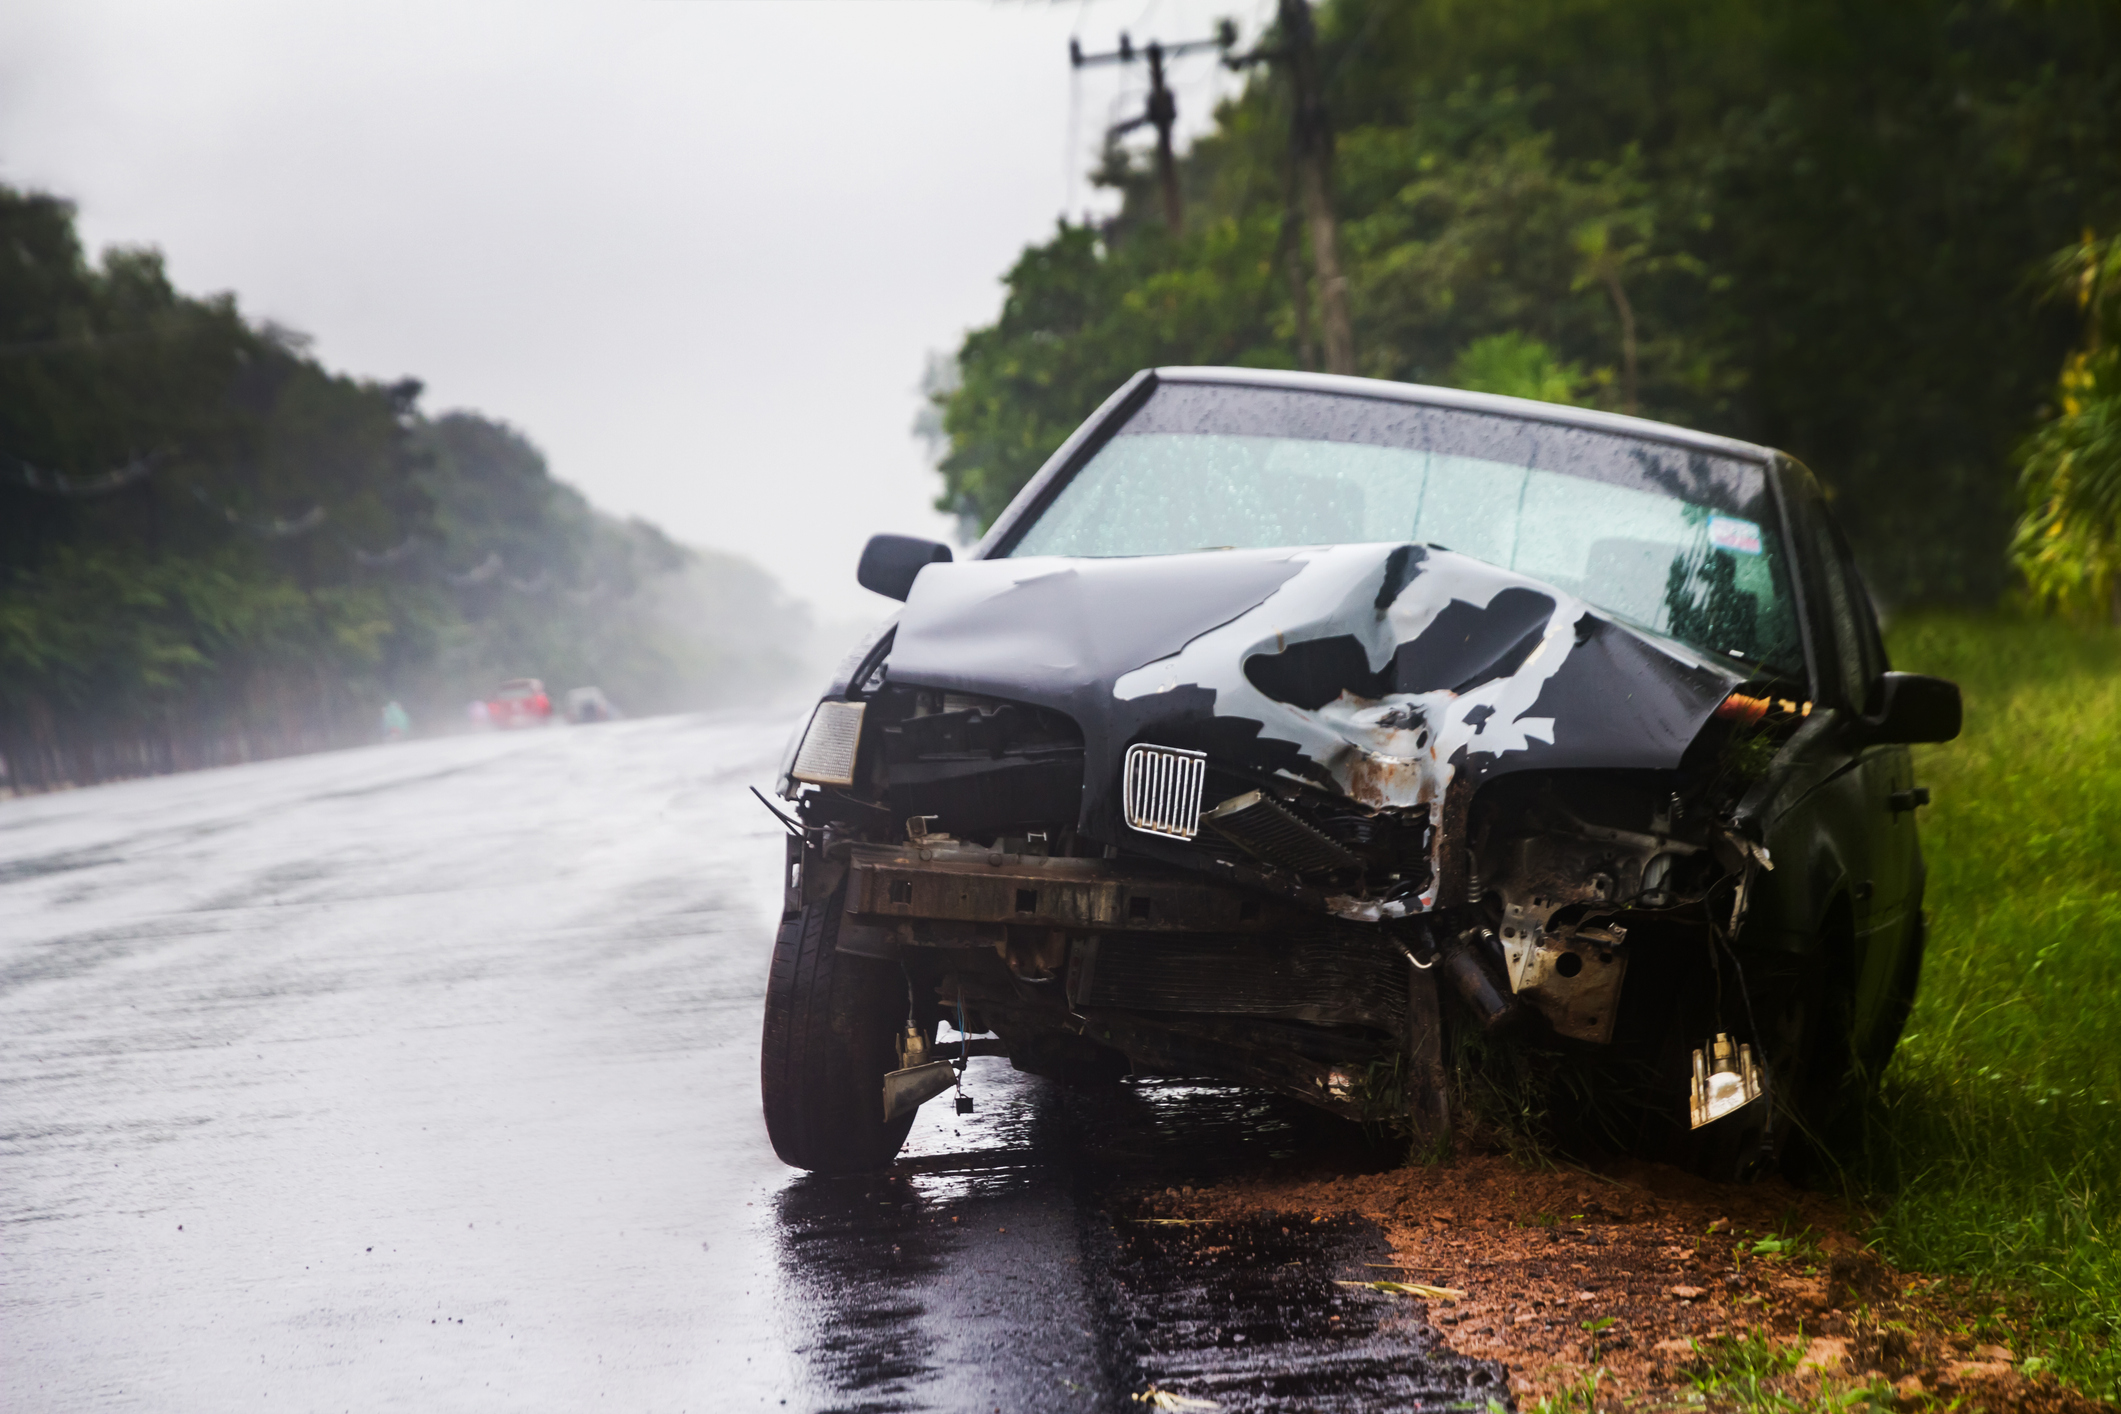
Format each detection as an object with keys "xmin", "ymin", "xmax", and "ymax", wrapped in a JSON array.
[
  {"xmin": 0, "ymin": 188, "xmax": 810, "ymax": 790},
  {"xmin": 1864, "ymin": 614, "xmax": 2121, "ymax": 1400}
]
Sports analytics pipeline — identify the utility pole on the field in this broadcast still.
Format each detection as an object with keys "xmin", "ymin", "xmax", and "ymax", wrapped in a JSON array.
[
  {"xmin": 1277, "ymin": 0, "xmax": 1354, "ymax": 375},
  {"xmin": 1228, "ymin": 0, "xmax": 1355, "ymax": 374},
  {"xmin": 1071, "ymin": 23, "xmax": 1234, "ymax": 237},
  {"xmin": 1143, "ymin": 43, "xmax": 1181, "ymax": 234}
]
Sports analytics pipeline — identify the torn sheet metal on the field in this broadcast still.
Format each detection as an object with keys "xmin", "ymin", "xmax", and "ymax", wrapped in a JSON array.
[
  {"xmin": 882, "ymin": 1059, "xmax": 959, "ymax": 1121},
  {"xmin": 885, "ymin": 542, "xmax": 1747, "ymax": 912},
  {"xmin": 1498, "ymin": 926, "xmax": 1629, "ymax": 1043}
]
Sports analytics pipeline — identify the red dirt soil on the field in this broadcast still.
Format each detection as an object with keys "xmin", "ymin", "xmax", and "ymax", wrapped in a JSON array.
[{"xmin": 1154, "ymin": 1152, "xmax": 2111, "ymax": 1414}]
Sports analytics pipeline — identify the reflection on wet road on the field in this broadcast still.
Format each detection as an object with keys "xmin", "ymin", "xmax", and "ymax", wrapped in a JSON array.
[
  {"xmin": 784, "ymin": 1069, "xmax": 1513, "ymax": 1413},
  {"xmin": 2, "ymin": 713, "xmax": 1505, "ymax": 1411}
]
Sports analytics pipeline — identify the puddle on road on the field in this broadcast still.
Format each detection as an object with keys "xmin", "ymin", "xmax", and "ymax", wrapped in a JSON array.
[
  {"xmin": 1097, "ymin": 1206, "xmax": 1512, "ymax": 1413},
  {"xmin": 773, "ymin": 1061, "xmax": 1514, "ymax": 1412}
]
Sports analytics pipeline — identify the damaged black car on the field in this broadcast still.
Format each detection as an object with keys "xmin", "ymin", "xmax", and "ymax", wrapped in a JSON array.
[{"xmin": 758, "ymin": 367, "xmax": 1960, "ymax": 1179}]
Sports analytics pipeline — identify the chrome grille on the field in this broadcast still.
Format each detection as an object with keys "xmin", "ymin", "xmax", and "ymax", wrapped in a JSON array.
[{"xmin": 1122, "ymin": 744, "xmax": 1206, "ymax": 840}]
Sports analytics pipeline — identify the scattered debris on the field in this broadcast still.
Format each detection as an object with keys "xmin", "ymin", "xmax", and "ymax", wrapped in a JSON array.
[{"xmin": 1336, "ymin": 1279, "xmax": 1468, "ymax": 1301}]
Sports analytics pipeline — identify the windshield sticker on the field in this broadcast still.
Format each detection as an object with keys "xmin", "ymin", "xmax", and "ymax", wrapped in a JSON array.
[{"xmin": 1707, "ymin": 515, "xmax": 1763, "ymax": 556}]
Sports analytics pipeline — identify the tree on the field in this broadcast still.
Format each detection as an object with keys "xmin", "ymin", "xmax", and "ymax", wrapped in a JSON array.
[{"xmin": 2014, "ymin": 233, "xmax": 2121, "ymax": 621}]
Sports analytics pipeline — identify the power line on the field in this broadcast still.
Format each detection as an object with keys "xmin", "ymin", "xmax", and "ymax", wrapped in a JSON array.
[
  {"xmin": 187, "ymin": 484, "xmax": 326, "ymax": 538},
  {"xmin": 1070, "ymin": 21, "xmax": 1236, "ymax": 236},
  {"xmin": 0, "ymin": 449, "xmax": 156, "ymax": 496}
]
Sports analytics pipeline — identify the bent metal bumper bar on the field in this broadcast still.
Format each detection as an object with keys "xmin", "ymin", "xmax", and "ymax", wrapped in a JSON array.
[
  {"xmin": 841, "ymin": 839, "xmax": 1448, "ymax": 1130},
  {"xmin": 842, "ymin": 840, "xmax": 1284, "ymax": 936}
]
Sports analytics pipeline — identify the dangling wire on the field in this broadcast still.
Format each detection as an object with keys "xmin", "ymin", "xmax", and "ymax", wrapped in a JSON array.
[
  {"xmin": 1714, "ymin": 928, "xmax": 1773, "ymax": 1156},
  {"xmin": 1706, "ymin": 865, "xmax": 1774, "ymax": 1160},
  {"xmin": 747, "ymin": 786, "xmax": 803, "ymax": 838}
]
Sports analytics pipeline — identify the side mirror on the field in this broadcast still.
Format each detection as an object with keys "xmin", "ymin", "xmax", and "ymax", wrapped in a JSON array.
[
  {"xmin": 857, "ymin": 534, "xmax": 952, "ymax": 602},
  {"xmin": 1860, "ymin": 671, "xmax": 1961, "ymax": 745}
]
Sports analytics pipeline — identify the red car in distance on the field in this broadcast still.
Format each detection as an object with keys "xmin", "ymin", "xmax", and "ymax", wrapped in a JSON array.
[{"xmin": 485, "ymin": 678, "xmax": 552, "ymax": 729}]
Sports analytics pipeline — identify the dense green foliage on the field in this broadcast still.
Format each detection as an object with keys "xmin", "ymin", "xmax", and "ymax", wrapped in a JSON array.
[
  {"xmin": 2014, "ymin": 234, "xmax": 2121, "ymax": 621},
  {"xmin": 1864, "ymin": 614, "xmax": 2121, "ymax": 1397},
  {"xmin": 0, "ymin": 187, "xmax": 806, "ymax": 788},
  {"xmin": 936, "ymin": 0, "xmax": 2121, "ymax": 603}
]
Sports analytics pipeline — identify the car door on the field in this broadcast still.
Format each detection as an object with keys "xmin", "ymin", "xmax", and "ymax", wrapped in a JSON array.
[
  {"xmin": 1792, "ymin": 490, "xmax": 1916, "ymax": 1052},
  {"xmin": 1746, "ymin": 468, "xmax": 1871, "ymax": 944},
  {"xmin": 1818, "ymin": 517, "xmax": 1922, "ymax": 1049}
]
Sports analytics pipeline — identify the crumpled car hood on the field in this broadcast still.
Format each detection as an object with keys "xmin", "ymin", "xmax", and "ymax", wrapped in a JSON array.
[{"xmin": 886, "ymin": 543, "xmax": 1746, "ymax": 895}]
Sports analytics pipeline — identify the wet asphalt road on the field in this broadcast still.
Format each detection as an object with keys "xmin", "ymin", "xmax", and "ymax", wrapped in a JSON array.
[{"xmin": 1, "ymin": 712, "xmax": 1507, "ymax": 1412}]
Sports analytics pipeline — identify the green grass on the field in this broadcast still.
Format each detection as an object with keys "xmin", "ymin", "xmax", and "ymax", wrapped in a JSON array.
[
  {"xmin": 1674, "ymin": 1332, "xmax": 1896, "ymax": 1414},
  {"xmin": 1509, "ymin": 1333, "xmax": 1894, "ymax": 1414},
  {"xmin": 1862, "ymin": 614, "xmax": 2121, "ymax": 1398}
]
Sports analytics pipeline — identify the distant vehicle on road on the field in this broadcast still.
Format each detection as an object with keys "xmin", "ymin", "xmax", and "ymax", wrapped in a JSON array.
[
  {"xmin": 485, "ymin": 678, "xmax": 552, "ymax": 729},
  {"xmin": 762, "ymin": 366, "xmax": 1962, "ymax": 1182},
  {"xmin": 564, "ymin": 686, "xmax": 618, "ymax": 724}
]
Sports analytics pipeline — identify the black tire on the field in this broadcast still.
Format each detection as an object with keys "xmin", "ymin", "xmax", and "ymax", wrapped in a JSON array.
[
  {"xmin": 1651, "ymin": 948, "xmax": 1827, "ymax": 1184},
  {"xmin": 760, "ymin": 885, "xmax": 917, "ymax": 1172},
  {"xmin": 1726, "ymin": 938, "xmax": 1862, "ymax": 1185}
]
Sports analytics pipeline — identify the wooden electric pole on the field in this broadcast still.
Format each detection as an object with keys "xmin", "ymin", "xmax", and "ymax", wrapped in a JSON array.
[
  {"xmin": 1276, "ymin": 0, "xmax": 1354, "ymax": 375},
  {"xmin": 1144, "ymin": 43, "xmax": 1182, "ymax": 234},
  {"xmin": 1225, "ymin": 1, "xmax": 1354, "ymax": 374},
  {"xmin": 1071, "ymin": 24, "xmax": 1235, "ymax": 237}
]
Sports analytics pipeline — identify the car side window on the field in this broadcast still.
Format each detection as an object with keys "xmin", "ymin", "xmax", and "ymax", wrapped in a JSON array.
[
  {"xmin": 1828, "ymin": 519, "xmax": 1891, "ymax": 701},
  {"xmin": 1805, "ymin": 507, "xmax": 1873, "ymax": 712}
]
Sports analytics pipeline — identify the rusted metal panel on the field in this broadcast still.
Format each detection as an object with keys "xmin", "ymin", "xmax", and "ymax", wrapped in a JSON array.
[{"xmin": 844, "ymin": 842, "xmax": 1277, "ymax": 934}]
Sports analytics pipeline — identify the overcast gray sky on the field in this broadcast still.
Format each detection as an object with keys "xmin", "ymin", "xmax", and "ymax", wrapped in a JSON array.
[{"xmin": 0, "ymin": 0, "xmax": 1273, "ymax": 620}]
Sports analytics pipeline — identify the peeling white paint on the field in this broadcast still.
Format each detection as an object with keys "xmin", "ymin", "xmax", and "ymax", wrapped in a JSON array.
[{"xmin": 1112, "ymin": 544, "xmax": 1602, "ymax": 911}]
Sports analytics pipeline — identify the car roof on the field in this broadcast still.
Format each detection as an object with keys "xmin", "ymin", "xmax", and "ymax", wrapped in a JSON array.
[{"xmin": 1154, "ymin": 366, "xmax": 1779, "ymax": 466}]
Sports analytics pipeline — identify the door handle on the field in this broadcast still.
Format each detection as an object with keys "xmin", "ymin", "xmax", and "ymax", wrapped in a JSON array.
[{"xmin": 1887, "ymin": 787, "xmax": 1930, "ymax": 814}]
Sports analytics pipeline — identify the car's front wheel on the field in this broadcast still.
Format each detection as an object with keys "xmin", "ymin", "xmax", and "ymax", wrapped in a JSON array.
[{"xmin": 760, "ymin": 884, "xmax": 917, "ymax": 1172}]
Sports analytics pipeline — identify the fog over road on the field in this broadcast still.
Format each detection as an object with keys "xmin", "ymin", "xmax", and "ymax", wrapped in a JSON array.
[{"xmin": 2, "ymin": 714, "xmax": 1501, "ymax": 1412}]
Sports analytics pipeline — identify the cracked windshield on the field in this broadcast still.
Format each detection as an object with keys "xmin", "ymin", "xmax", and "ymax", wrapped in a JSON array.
[{"xmin": 1010, "ymin": 398, "xmax": 1802, "ymax": 674}]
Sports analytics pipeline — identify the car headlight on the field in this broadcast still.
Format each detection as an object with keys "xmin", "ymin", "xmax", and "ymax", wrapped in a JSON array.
[{"xmin": 789, "ymin": 700, "xmax": 866, "ymax": 787}]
